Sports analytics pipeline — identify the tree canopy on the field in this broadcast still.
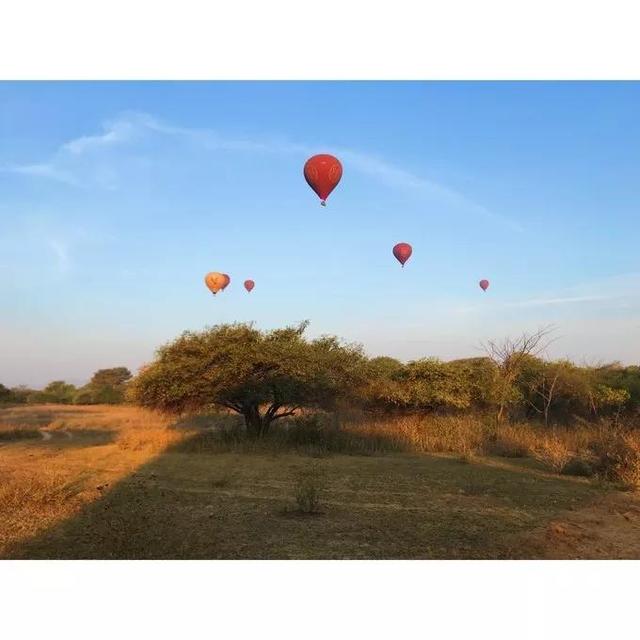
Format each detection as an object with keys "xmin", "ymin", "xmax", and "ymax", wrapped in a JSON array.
[
  {"xmin": 128, "ymin": 322, "xmax": 367, "ymax": 436},
  {"xmin": 75, "ymin": 367, "xmax": 132, "ymax": 404}
]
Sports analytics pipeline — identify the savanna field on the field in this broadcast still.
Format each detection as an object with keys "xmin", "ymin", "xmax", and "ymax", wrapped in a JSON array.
[{"xmin": 1, "ymin": 403, "xmax": 639, "ymax": 560}]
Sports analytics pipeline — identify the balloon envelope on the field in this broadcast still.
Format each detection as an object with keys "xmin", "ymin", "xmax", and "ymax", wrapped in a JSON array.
[
  {"xmin": 204, "ymin": 272, "xmax": 226, "ymax": 295},
  {"xmin": 303, "ymin": 154, "xmax": 342, "ymax": 205},
  {"xmin": 221, "ymin": 274, "xmax": 231, "ymax": 290},
  {"xmin": 393, "ymin": 242, "xmax": 413, "ymax": 266},
  {"xmin": 479, "ymin": 279, "xmax": 490, "ymax": 291},
  {"xmin": 244, "ymin": 279, "xmax": 255, "ymax": 292}
]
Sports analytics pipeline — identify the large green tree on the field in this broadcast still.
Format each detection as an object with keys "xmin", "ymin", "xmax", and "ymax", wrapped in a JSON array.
[
  {"xmin": 75, "ymin": 367, "xmax": 132, "ymax": 404},
  {"xmin": 39, "ymin": 380, "xmax": 77, "ymax": 404},
  {"xmin": 128, "ymin": 322, "xmax": 367, "ymax": 437}
]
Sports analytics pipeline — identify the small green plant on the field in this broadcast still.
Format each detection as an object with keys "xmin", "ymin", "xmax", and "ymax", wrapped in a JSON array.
[
  {"xmin": 211, "ymin": 474, "xmax": 232, "ymax": 488},
  {"xmin": 292, "ymin": 466, "xmax": 325, "ymax": 514},
  {"xmin": 561, "ymin": 457, "xmax": 594, "ymax": 477}
]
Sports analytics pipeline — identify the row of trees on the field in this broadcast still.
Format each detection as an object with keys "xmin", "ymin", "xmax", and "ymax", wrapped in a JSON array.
[
  {"xmin": 4, "ymin": 324, "xmax": 638, "ymax": 435},
  {"xmin": 129, "ymin": 323, "xmax": 640, "ymax": 435},
  {"xmin": 0, "ymin": 367, "xmax": 132, "ymax": 406},
  {"xmin": 365, "ymin": 354, "xmax": 635, "ymax": 424}
]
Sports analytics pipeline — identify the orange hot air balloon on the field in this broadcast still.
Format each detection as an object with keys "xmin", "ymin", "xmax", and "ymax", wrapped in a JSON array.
[
  {"xmin": 303, "ymin": 154, "xmax": 342, "ymax": 206},
  {"xmin": 244, "ymin": 279, "xmax": 255, "ymax": 293},
  {"xmin": 221, "ymin": 274, "xmax": 231, "ymax": 290},
  {"xmin": 393, "ymin": 242, "xmax": 412, "ymax": 267},
  {"xmin": 479, "ymin": 279, "xmax": 490, "ymax": 292},
  {"xmin": 204, "ymin": 272, "xmax": 227, "ymax": 295}
]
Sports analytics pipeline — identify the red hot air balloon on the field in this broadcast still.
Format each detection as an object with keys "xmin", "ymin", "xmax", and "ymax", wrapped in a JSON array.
[
  {"xmin": 303, "ymin": 154, "xmax": 342, "ymax": 206},
  {"xmin": 221, "ymin": 274, "xmax": 231, "ymax": 290},
  {"xmin": 244, "ymin": 279, "xmax": 255, "ymax": 293},
  {"xmin": 479, "ymin": 279, "xmax": 490, "ymax": 292},
  {"xmin": 393, "ymin": 242, "xmax": 412, "ymax": 267}
]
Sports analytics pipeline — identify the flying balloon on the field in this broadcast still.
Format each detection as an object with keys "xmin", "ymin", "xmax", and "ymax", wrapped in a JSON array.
[
  {"xmin": 479, "ymin": 279, "xmax": 490, "ymax": 292},
  {"xmin": 204, "ymin": 272, "xmax": 227, "ymax": 295},
  {"xmin": 393, "ymin": 242, "xmax": 413, "ymax": 267},
  {"xmin": 244, "ymin": 279, "xmax": 255, "ymax": 293},
  {"xmin": 221, "ymin": 274, "xmax": 231, "ymax": 290},
  {"xmin": 303, "ymin": 154, "xmax": 343, "ymax": 206}
]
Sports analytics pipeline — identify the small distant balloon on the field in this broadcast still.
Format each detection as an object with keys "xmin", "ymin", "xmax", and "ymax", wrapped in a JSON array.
[
  {"xmin": 204, "ymin": 272, "xmax": 227, "ymax": 295},
  {"xmin": 393, "ymin": 242, "xmax": 413, "ymax": 267},
  {"xmin": 244, "ymin": 279, "xmax": 255, "ymax": 293},
  {"xmin": 221, "ymin": 274, "xmax": 231, "ymax": 290},
  {"xmin": 303, "ymin": 154, "xmax": 343, "ymax": 206},
  {"xmin": 479, "ymin": 279, "xmax": 490, "ymax": 292}
]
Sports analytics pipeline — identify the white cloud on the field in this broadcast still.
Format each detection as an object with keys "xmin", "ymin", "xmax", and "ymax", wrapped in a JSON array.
[
  {"xmin": 2, "ymin": 111, "xmax": 521, "ymax": 231},
  {"xmin": 61, "ymin": 112, "xmax": 147, "ymax": 154}
]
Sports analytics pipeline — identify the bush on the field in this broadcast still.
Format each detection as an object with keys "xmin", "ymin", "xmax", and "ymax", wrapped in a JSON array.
[
  {"xmin": 292, "ymin": 466, "xmax": 325, "ymax": 514},
  {"xmin": 0, "ymin": 383, "xmax": 14, "ymax": 404},
  {"xmin": 533, "ymin": 435, "xmax": 573, "ymax": 472},
  {"xmin": 591, "ymin": 430, "xmax": 640, "ymax": 491},
  {"xmin": 561, "ymin": 457, "xmax": 594, "ymax": 477},
  {"xmin": 484, "ymin": 425, "xmax": 532, "ymax": 458}
]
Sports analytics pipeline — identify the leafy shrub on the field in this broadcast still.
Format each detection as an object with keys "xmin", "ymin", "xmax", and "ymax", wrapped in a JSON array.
[
  {"xmin": 292, "ymin": 466, "xmax": 325, "ymax": 514},
  {"xmin": 591, "ymin": 430, "xmax": 640, "ymax": 490},
  {"xmin": 561, "ymin": 457, "xmax": 594, "ymax": 477}
]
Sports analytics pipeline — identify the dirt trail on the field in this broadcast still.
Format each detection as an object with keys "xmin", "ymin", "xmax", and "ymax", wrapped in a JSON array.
[{"xmin": 524, "ymin": 492, "xmax": 640, "ymax": 559}]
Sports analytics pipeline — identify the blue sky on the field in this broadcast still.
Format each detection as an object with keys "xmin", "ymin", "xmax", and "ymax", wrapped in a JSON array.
[{"xmin": 1, "ymin": 82, "xmax": 639, "ymax": 387}]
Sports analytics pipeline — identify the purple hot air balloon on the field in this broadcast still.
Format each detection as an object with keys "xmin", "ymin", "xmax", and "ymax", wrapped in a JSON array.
[{"xmin": 479, "ymin": 279, "xmax": 490, "ymax": 292}]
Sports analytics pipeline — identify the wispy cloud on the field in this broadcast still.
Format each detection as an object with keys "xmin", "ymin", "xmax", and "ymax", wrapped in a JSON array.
[
  {"xmin": 506, "ymin": 295, "xmax": 610, "ymax": 308},
  {"xmin": 454, "ymin": 273, "xmax": 640, "ymax": 316},
  {"xmin": 333, "ymin": 148, "xmax": 523, "ymax": 232},
  {"xmin": 1, "ymin": 111, "xmax": 521, "ymax": 231},
  {"xmin": 4, "ymin": 162, "xmax": 80, "ymax": 186},
  {"xmin": 47, "ymin": 238, "xmax": 71, "ymax": 273},
  {"xmin": 61, "ymin": 115, "xmax": 141, "ymax": 154}
]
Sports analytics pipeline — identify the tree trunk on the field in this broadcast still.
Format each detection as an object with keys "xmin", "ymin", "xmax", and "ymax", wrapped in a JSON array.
[{"xmin": 243, "ymin": 405, "xmax": 264, "ymax": 438}]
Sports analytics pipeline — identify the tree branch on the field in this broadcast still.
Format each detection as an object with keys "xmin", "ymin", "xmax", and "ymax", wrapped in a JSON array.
[
  {"xmin": 219, "ymin": 401, "xmax": 243, "ymax": 413},
  {"xmin": 265, "ymin": 403, "xmax": 282, "ymax": 420},
  {"xmin": 270, "ymin": 408, "xmax": 299, "ymax": 421}
]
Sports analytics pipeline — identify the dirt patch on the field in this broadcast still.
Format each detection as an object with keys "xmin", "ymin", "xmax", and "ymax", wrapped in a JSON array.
[{"xmin": 522, "ymin": 492, "xmax": 640, "ymax": 559}]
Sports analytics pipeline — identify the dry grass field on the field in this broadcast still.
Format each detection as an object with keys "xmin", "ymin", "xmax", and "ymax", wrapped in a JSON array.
[{"xmin": 1, "ymin": 404, "xmax": 639, "ymax": 559}]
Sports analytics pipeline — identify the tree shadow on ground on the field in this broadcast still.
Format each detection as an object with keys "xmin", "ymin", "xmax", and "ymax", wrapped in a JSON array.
[{"xmin": 4, "ymin": 425, "xmax": 608, "ymax": 560}]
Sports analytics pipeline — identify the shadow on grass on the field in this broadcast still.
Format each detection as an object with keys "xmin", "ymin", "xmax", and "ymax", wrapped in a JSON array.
[{"xmin": 4, "ymin": 421, "xmax": 608, "ymax": 560}]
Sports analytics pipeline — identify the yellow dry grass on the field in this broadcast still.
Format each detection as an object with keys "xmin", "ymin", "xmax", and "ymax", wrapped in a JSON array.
[
  {"xmin": 1, "ymin": 404, "xmax": 639, "ymax": 559},
  {"xmin": 0, "ymin": 404, "xmax": 188, "ymax": 555}
]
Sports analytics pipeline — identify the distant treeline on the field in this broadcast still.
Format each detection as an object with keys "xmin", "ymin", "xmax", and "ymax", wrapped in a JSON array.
[
  {"xmin": 364, "ymin": 355, "xmax": 639, "ymax": 425},
  {"xmin": 127, "ymin": 323, "xmax": 640, "ymax": 434},
  {"xmin": 0, "ymin": 367, "xmax": 132, "ymax": 406},
  {"xmin": 3, "ymin": 328, "xmax": 640, "ymax": 428}
]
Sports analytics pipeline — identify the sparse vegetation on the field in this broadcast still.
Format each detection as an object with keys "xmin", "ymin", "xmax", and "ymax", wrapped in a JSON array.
[
  {"xmin": 292, "ymin": 466, "xmax": 325, "ymax": 514},
  {"xmin": 591, "ymin": 428, "xmax": 640, "ymax": 491},
  {"xmin": 1, "ymin": 403, "xmax": 640, "ymax": 559},
  {"xmin": 2, "ymin": 324, "xmax": 639, "ymax": 559}
]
